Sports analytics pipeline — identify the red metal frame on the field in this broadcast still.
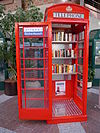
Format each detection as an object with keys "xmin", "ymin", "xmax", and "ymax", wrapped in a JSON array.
[{"xmin": 15, "ymin": 3, "xmax": 89, "ymax": 124}]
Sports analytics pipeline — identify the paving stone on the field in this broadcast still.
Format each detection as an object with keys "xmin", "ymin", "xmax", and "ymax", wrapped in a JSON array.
[
  {"xmin": 0, "ymin": 127, "xmax": 16, "ymax": 133},
  {"xmin": 0, "ymin": 94, "xmax": 14, "ymax": 104},
  {"xmin": 58, "ymin": 122, "xmax": 86, "ymax": 133},
  {"xmin": 0, "ymin": 88, "xmax": 100, "ymax": 133}
]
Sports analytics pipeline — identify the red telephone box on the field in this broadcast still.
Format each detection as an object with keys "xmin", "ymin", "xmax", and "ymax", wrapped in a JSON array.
[{"xmin": 15, "ymin": 3, "xmax": 89, "ymax": 124}]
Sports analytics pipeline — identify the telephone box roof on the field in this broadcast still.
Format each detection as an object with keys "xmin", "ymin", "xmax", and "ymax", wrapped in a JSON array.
[{"xmin": 44, "ymin": 3, "xmax": 89, "ymax": 21}]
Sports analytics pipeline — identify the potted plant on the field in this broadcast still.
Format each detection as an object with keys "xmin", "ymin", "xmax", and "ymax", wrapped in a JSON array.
[
  {"xmin": 87, "ymin": 66, "xmax": 95, "ymax": 88},
  {"xmin": 0, "ymin": 5, "xmax": 43, "ymax": 95}
]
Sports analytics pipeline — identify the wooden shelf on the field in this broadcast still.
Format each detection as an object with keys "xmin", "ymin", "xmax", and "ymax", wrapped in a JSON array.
[
  {"xmin": 52, "ymin": 41, "xmax": 77, "ymax": 44},
  {"xmin": 52, "ymin": 72, "xmax": 77, "ymax": 75},
  {"xmin": 52, "ymin": 57, "xmax": 77, "ymax": 59}
]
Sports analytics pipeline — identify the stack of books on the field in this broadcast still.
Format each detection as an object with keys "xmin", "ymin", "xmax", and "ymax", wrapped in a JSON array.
[
  {"xmin": 52, "ymin": 32, "xmax": 77, "ymax": 42},
  {"xmin": 52, "ymin": 49, "xmax": 75, "ymax": 58},
  {"xmin": 52, "ymin": 64, "xmax": 76, "ymax": 74}
]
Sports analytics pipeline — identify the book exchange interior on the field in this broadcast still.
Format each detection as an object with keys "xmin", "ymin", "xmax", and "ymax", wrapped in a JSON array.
[{"xmin": 51, "ymin": 22, "xmax": 87, "ymax": 122}]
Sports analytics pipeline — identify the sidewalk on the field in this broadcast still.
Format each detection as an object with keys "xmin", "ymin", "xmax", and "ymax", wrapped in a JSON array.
[{"xmin": 0, "ymin": 87, "xmax": 100, "ymax": 133}]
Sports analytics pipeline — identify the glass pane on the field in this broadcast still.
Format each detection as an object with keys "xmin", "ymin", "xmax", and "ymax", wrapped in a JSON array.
[
  {"xmin": 21, "ymin": 70, "xmax": 44, "ymax": 79},
  {"xmin": 24, "ymin": 60, "xmax": 43, "ymax": 68},
  {"xmin": 26, "ymin": 90, "xmax": 44, "ymax": 98},
  {"xmin": 24, "ymin": 49, "xmax": 43, "ymax": 58},
  {"xmin": 96, "ymin": 41, "xmax": 100, "ymax": 56},
  {"xmin": 25, "ymin": 80, "xmax": 44, "ymax": 89},
  {"xmin": 26, "ymin": 100, "xmax": 44, "ymax": 108}
]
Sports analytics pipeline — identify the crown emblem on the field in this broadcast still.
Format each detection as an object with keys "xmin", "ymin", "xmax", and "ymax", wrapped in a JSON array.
[{"xmin": 66, "ymin": 6, "xmax": 72, "ymax": 12}]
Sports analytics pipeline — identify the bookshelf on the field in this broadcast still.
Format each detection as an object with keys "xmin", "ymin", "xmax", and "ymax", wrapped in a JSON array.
[{"xmin": 52, "ymin": 29, "xmax": 77, "ymax": 76}]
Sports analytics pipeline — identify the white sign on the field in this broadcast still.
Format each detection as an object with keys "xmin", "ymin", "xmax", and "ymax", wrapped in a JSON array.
[
  {"xmin": 24, "ymin": 27, "xmax": 43, "ymax": 36},
  {"xmin": 53, "ymin": 12, "xmax": 84, "ymax": 19},
  {"xmin": 55, "ymin": 81, "xmax": 66, "ymax": 96}
]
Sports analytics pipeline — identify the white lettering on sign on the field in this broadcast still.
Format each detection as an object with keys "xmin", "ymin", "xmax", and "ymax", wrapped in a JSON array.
[
  {"xmin": 24, "ymin": 27, "xmax": 43, "ymax": 36},
  {"xmin": 53, "ymin": 12, "xmax": 84, "ymax": 19}
]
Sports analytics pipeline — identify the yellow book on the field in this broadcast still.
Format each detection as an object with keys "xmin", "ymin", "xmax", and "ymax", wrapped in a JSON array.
[
  {"xmin": 56, "ymin": 64, "xmax": 59, "ymax": 73},
  {"xmin": 67, "ymin": 65, "xmax": 69, "ymax": 73}
]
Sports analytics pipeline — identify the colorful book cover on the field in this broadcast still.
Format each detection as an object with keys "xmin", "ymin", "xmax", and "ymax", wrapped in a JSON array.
[{"xmin": 73, "ymin": 64, "xmax": 76, "ymax": 72}]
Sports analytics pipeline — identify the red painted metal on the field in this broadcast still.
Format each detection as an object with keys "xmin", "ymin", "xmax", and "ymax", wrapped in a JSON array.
[{"xmin": 15, "ymin": 3, "xmax": 89, "ymax": 124}]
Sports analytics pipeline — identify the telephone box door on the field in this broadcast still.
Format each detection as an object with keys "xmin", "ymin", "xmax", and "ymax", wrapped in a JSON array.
[{"xmin": 15, "ymin": 22, "xmax": 52, "ymax": 120}]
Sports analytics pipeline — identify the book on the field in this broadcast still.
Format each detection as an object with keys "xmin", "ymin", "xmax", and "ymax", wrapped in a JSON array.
[
  {"xmin": 73, "ymin": 64, "xmax": 76, "ymax": 72},
  {"xmin": 52, "ymin": 50, "xmax": 55, "ymax": 57},
  {"xmin": 69, "ymin": 33, "xmax": 72, "ymax": 41},
  {"xmin": 71, "ymin": 50, "xmax": 74, "ymax": 58},
  {"xmin": 64, "ymin": 64, "xmax": 66, "ymax": 73},
  {"xmin": 58, "ymin": 32, "xmax": 60, "ymax": 41},
  {"xmin": 69, "ymin": 65, "xmax": 73, "ymax": 73},
  {"xmin": 67, "ymin": 65, "xmax": 69, "ymax": 73},
  {"xmin": 55, "ymin": 50, "xmax": 57, "ymax": 57},
  {"xmin": 59, "ymin": 65, "xmax": 62, "ymax": 73},
  {"xmin": 65, "ymin": 33, "xmax": 68, "ymax": 41},
  {"xmin": 56, "ymin": 64, "xmax": 59, "ymax": 73},
  {"xmin": 73, "ymin": 34, "xmax": 76, "ymax": 41},
  {"xmin": 55, "ymin": 32, "xmax": 58, "ymax": 41},
  {"xmin": 66, "ymin": 50, "xmax": 70, "ymax": 57},
  {"xmin": 61, "ymin": 32, "xmax": 64, "ymax": 41},
  {"xmin": 63, "ymin": 49, "xmax": 65, "ymax": 57},
  {"xmin": 57, "ymin": 50, "xmax": 60, "ymax": 57},
  {"xmin": 62, "ymin": 64, "xmax": 64, "ymax": 73}
]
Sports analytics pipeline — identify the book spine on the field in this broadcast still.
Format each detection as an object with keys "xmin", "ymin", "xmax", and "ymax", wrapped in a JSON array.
[
  {"xmin": 62, "ymin": 64, "xmax": 64, "ymax": 73},
  {"xmin": 55, "ymin": 64, "xmax": 56, "ymax": 73},
  {"xmin": 56, "ymin": 32, "xmax": 58, "ymax": 41},
  {"xmin": 67, "ymin": 50, "xmax": 70, "ymax": 57},
  {"xmin": 67, "ymin": 65, "xmax": 69, "ymax": 73},
  {"xmin": 73, "ymin": 64, "xmax": 76, "ymax": 72},
  {"xmin": 53, "ymin": 32, "xmax": 55, "ymax": 41},
  {"xmin": 61, "ymin": 32, "xmax": 64, "ymax": 41},
  {"xmin": 57, "ymin": 50, "xmax": 60, "ymax": 57},
  {"xmin": 65, "ymin": 33, "xmax": 68, "ymax": 41},
  {"xmin": 73, "ymin": 34, "xmax": 76, "ymax": 41},
  {"xmin": 69, "ymin": 33, "xmax": 72, "ymax": 41},
  {"xmin": 71, "ymin": 50, "xmax": 74, "ymax": 58},
  {"xmin": 60, "ymin": 49, "xmax": 62, "ymax": 57},
  {"xmin": 52, "ymin": 32, "xmax": 54, "ymax": 41},
  {"xmin": 59, "ymin": 65, "xmax": 62, "ymax": 73},
  {"xmin": 55, "ymin": 50, "xmax": 57, "ymax": 57},
  {"xmin": 64, "ymin": 64, "xmax": 66, "ymax": 73},
  {"xmin": 63, "ymin": 49, "xmax": 65, "ymax": 57},
  {"xmin": 58, "ymin": 32, "xmax": 60, "ymax": 41},
  {"xmin": 56, "ymin": 64, "xmax": 59, "ymax": 73}
]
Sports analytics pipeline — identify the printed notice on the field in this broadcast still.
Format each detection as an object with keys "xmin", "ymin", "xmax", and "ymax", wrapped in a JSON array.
[
  {"xmin": 55, "ymin": 81, "xmax": 66, "ymax": 96},
  {"xmin": 24, "ymin": 27, "xmax": 43, "ymax": 36}
]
